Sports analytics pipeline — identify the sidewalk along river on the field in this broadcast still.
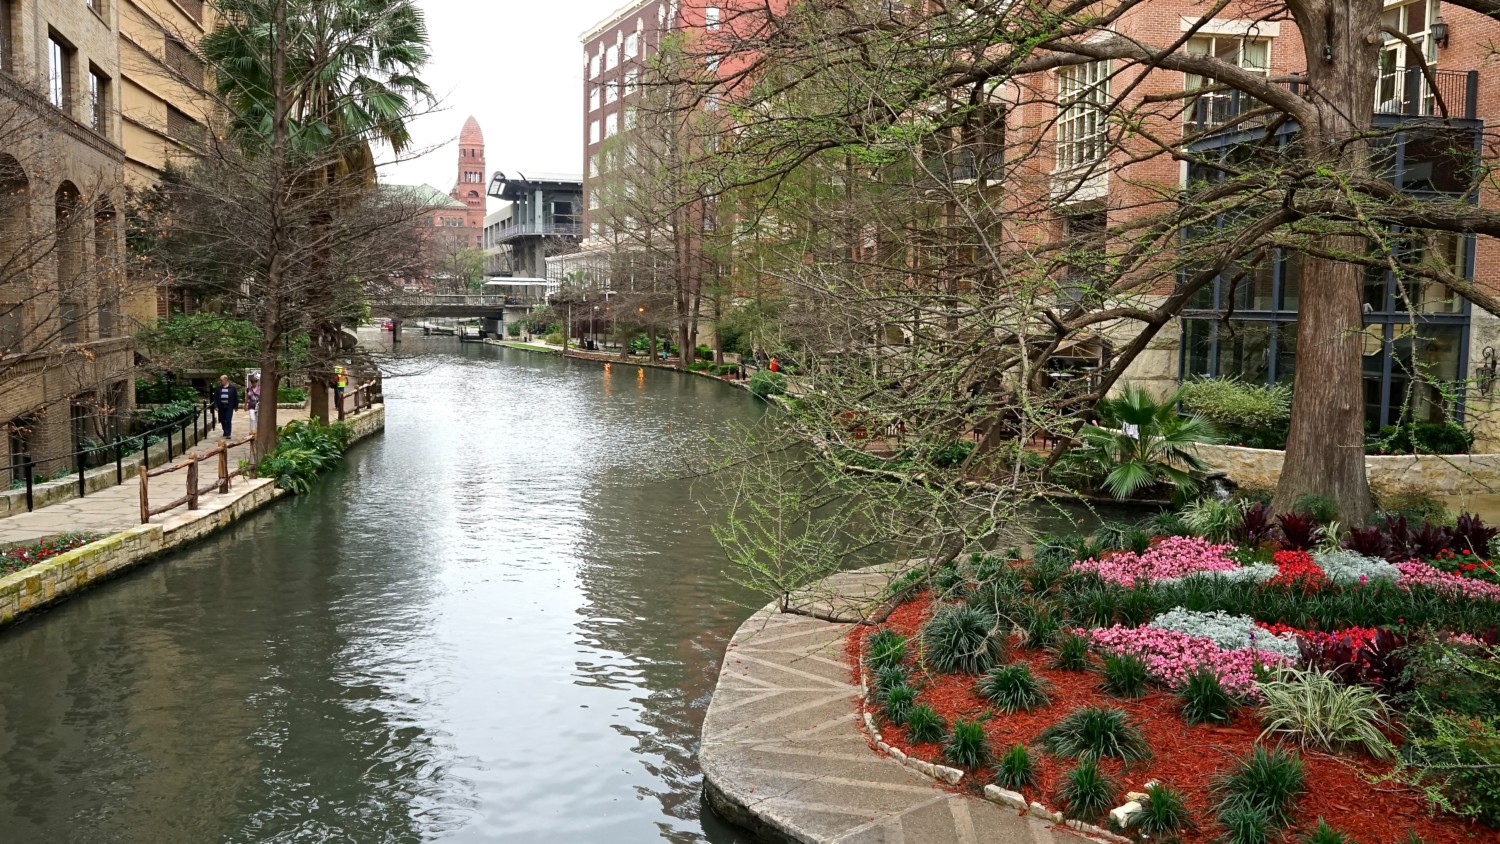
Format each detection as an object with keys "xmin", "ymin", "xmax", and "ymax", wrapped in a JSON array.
[{"xmin": 0, "ymin": 337, "xmax": 770, "ymax": 843}]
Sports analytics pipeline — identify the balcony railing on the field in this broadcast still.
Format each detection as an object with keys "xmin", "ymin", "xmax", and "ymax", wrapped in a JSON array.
[
  {"xmin": 488, "ymin": 222, "xmax": 584, "ymax": 244},
  {"xmin": 1186, "ymin": 68, "xmax": 1479, "ymax": 135}
]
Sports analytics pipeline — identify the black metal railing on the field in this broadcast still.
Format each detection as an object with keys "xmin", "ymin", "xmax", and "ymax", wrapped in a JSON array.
[{"xmin": 1186, "ymin": 68, "xmax": 1479, "ymax": 135}]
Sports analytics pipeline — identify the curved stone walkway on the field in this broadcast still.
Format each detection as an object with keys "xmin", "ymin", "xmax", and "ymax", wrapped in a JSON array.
[{"xmin": 702, "ymin": 568, "xmax": 1088, "ymax": 844}]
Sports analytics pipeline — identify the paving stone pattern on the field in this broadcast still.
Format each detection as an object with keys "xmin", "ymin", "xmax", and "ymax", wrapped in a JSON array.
[{"xmin": 701, "ymin": 569, "xmax": 1089, "ymax": 844}]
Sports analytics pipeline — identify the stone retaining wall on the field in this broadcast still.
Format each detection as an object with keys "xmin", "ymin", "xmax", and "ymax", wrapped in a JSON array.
[
  {"xmin": 1196, "ymin": 443, "xmax": 1500, "ymax": 496},
  {"xmin": 0, "ymin": 425, "xmax": 219, "ymax": 517},
  {"xmin": 0, "ymin": 404, "xmax": 385, "ymax": 629}
]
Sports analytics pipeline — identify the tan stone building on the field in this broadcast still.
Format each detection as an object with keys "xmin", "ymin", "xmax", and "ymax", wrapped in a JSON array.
[{"xmin": 0, "ymin": 0, "xmax": 140, "ymax": 479}]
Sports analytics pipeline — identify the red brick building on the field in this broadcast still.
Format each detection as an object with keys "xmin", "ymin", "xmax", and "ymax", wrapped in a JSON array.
[{"xmin": 450, "ymin": 116, "xmax": 487, "ymax": 249}]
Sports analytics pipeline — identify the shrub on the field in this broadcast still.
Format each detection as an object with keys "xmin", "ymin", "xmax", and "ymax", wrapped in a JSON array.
[
  {"xmin": 1293, "ymin": 494, "xmax": 1340, "ymax": 525},
  {"xmin": 1369, "ymin": 421, "xmax": 1474, "ymax": 455},
  {"xmin": 135, "ymin": 378, "xmax": 201, "ymax": 405},
  {"xmin": 944, "ymin": 718, "xmax": 992, "ymax": 769},
  {"xmin": 1057, "ymin": 757, "xmax": 1119, "ymax": 822},
  {"xmin": 1278, "ymin": 512, "xmax": 1322, "ymax": 551},
  {"xmin": 1038, "ymin": 705, "xmax": 1151, "ymax": 761},
  {"xmin": 748, "ymin": 369, "xmax": 788, "ymax": 398},
  {"xmin": 1051, "ymin": 632, "xmax": 1091, "ymax": 671},
  {"xmin": 1178, "ymin": 667, "xmax": 1238, "ymax": 726},
  {"xmin": 1183, "ymin": 498, "xmax": 1246, "ymax": 543},
  {"xmin": 905, "ymin": 704, "xmax": 947, "ymax": 743},
  {"xmin": 1342, "ymin": 526, "xmax": 1390, "ymax": 560},
  {"xmin": 1212, "ymin": 746, "xmax": 1306, "ymax": 827},
  {"xmin": 922, "ymin": 604, "xmax": 1004, "ymax": 673},
  {"xmin": 978, "ymin": 664, "xmax": 1051, "ymax": 713},
  {"xmin": 544, "ymin": 331, "xmax": 565, "ymax": 346},
  {"xmin": 1178, "ymin": 378, "xmax": 1291, "ymax": 437},
  {"xmin": 873, "ymin": 664, "xmax": 910, "ymax": 697},
  {"xmin": 257, "ymin": 419, "xmax": 353, "ymax": 494},
  {"xmin": 1257, "ymin": 666, "xmax": 1395, "ymax": 758},
  {"xmin": 1453, "ymin": 513, "xmax": 1500, "ymax": 556},
  {"xmin": 1218, "ymin": 804, "xmax": 1273, "ymax": 844},
  {"xmin": 1402, "ymin": 710, "xmax": 1500, "ymax": 826},
  {"xmin": 1302, "ymin": 819, "xmax": 1354, "ymax": 844},
  {"xmin": 1133, "ymin": 782, "xmax": 1194, "ymax": 837},
  {"xmin": 868, "ymin": 630, "xmax": 907, "ymax": 672},
  {"xmin": 994, "ymin": 743, "xmax": 1036, "ymax": 791},
  {"xmin": 1100, "ymin": 653, "xmax": 1150, "ymax": 699},
  {"xmin": 882, "ymin": 684, "xmax": 917, "ymax": 725}
]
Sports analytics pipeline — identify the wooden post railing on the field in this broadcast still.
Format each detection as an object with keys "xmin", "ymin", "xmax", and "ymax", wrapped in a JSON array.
[{"xmin": 140, "ymin": 433, "xmax": 257, "ymax": 524}]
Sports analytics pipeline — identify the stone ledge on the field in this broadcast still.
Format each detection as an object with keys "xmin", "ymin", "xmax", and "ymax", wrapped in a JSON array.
[{"xmin": 1196, "ymin": 443, "xmax": 1500, "ymax": 497}]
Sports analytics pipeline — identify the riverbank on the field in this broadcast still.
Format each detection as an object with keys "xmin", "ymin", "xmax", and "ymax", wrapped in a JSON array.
[
  {"xmin": 700, "ymin": 564, "xmax": 1088, "ymax": 844},
  {"xmin": 488, "ymin": 338, "xmax": 755, "ymax": 392},
  {"xmin": 0, "ymin": 404, "xmax": 385, "ymax": 629}
]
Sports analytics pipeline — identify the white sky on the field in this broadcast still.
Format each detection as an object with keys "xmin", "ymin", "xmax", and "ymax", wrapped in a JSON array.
[{"xmin": 381, "ymin": 1, "xmax": 626, "ymax": 203}]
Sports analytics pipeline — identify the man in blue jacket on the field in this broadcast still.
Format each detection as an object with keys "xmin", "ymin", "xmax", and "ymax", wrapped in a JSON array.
[{"xmin": 213, "ymin": 374, "xmax": 239, "ymax": 438}]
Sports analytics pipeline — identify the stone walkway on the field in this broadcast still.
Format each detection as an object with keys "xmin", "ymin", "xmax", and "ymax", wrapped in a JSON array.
[
  {"xmin": 701, "ymin": 568, "xmax": 1089, "ymax": 844},
  {"xmin": 0, "ymin": 406, "xmax": 307, "ymax": 546}
]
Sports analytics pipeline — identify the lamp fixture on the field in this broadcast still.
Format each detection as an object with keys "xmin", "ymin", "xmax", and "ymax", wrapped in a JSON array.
[{"xmin": 1433, "ymin": 18, "xmax": 1449, "ymax": 48}]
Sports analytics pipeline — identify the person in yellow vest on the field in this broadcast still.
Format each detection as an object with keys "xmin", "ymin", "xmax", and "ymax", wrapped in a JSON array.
[{"xmin": 333, "ymin": 364, "xmax": 348, "ymax": 411}]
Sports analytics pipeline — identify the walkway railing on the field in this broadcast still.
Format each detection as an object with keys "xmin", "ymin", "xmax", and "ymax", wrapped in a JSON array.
[
  {"xmin": 337, "ymin": 378, "xmax": 381, "ymax": 421},
  {"xmin": 139, "ymin": 434, "xmax": 256, "ymax": 524}
]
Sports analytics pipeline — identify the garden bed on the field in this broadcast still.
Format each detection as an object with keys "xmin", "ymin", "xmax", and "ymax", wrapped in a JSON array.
[
  {"xmin": 852, "ymin": 513, "xmax": 1500, "ymax": 844},
  {"xmin": 0, "ymin": 533, "xmax": 104, "ymax": 576}
]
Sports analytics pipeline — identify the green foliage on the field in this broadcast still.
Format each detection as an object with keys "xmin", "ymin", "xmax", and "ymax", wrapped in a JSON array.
[
  {"xmin": 135, "ymin": 378, "xmax": 200, "ymax": 405},
  {"xmin": 1183, "ymin": 497, "xmax": 1246, "ymax": 543},
  {"xmin": 943, "ymin": 718, "xmax": 992, "ymax": 769},
  {"xmin": 1178, "ymin": 667, "xmax": 1238, "ymax": 726},
  {"xmin": 1038, "ymin": 705, "xmax": 1151, "ymax": 761},
  {"xmin": 873, "ymin": 664, "xmax": 910, "ymax": 698},
  {"xmin": 882, "ymin": 684, "xmax": 917, "ymax": 725},
  {"xmin": 506, "ymin": 321, "xmax": 523, "ymax": 337},
  {"xmin": 994, "ymin": 743, "xmax": 1036, "ymax": 791},
  {"xmin": 1057, "ymin": 756, "xmax": 1118, "ymax": 822},
  {"xmin": 905, "ymin": 704, "xmax": 946, "ymax": 743},
  {"xmin": 748, "ymin": 369, "xmax": 788, "ymax": 398},
  {"xmin": 1257, "ymin": 666, "xmax": 1395, "ymax": 759},
  {"xmin": 1067, "ymin": 385, "xmax": 1222, "ymax": 502},
  {"xmin": 1301, "ymin": 819, "xmax": 1354, "ymax": 844},
  {"xmin": 257, "ymin": 418, "xmax": 353, "ymax": 494},
  {"xmin": 1133, "ymin": 783, "xmax": 1194, "ymax": 838},
  {"xmin": 276, "ymin": 386, "xmax": 308, "ymax": 404},
  {"xmin": 1369, "ymin": 422, "xmax": 1475, "ymax": 456},
  {"xmin": 1019, "ymin": 600, "xmax": 1060, "ymax": 648},
  {"xmin": 135, "ymin": 314, "xmax": 265, "ymax": 376},
  {"xmin": 135, "ymin": 399, "xmax": 199, "ymax": 428},
  {"xmin": 1401, "ymin": 712, "xmax": 1500, "ymax": 826},
  {"xmin": 1212, "ymin": 747, "xmax": 1306, "ymax": 828},
  {"xmin": 1178, "ymin": 378, "xmax": 1292, "ymax": 447},
  {"xmin": 868, "ymin": 630, "xmax": 908, "ymax": 672},
  {"xmin": 922, "ymin": 604, "xmax": 1004, "ymax": 674},
  {"xmin": 544, "ymin": 331, "xmax": 566, "ymax": 346},
  {"xmin": 1293, "ymin": 494, "xmax": 1340, "ymax": 525},
  {"xmin": 1100, "ymin": 653, "xmax": 1149, "ymax": 699},
  {"xmin": 977, "ymin": 663, "xmax": 1051, "ymax": 713},
  {"xmin": 1051, "ymin": 632, "xmax": 1092, "ymax": 671},
  {"xmin": 1218, "ymin": 804, "xmax": 1273, "ymax": 844}
]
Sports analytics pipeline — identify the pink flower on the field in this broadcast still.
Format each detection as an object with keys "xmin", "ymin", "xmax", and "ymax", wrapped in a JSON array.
[
  {"xmin": 1071, "ymin": 536, "xmax": 1237, "ymax": 586},
  {"xmin": 1081, "ymin": 624, "xmax": 1289, "ymax": 698}
]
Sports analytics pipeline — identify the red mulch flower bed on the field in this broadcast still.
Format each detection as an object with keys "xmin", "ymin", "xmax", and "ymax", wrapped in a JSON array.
[{"xmin": 853, "ymin": 592, "xmax": 1492, "ymax": 844}]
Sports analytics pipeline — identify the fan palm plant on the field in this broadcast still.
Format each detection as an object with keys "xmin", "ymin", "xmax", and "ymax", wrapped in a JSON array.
[{"xmin": 1070, "ymin": 386, "xmax": 1221, "ymax": 502}]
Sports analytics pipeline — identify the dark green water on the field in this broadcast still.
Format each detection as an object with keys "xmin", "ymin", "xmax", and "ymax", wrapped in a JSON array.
[{"xmin": 0, "ymin": 340, "xmax": 767, "ymax": 843}]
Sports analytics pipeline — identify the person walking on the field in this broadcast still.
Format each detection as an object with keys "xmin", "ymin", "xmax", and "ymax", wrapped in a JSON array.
[
  {"xmin": 213, "ymin": 374, "xmax": 239, "ymax": 439},
  {"xmin": 246, "ymin": 373, "xmax": 261, "ymax": 433},
  {"xmin": 333, "ymin": 363, "xmax": 348, "ymax": 413},
  {"xmin": 768, "ymin": 356, "xmax": 780, "ymax": 373}
]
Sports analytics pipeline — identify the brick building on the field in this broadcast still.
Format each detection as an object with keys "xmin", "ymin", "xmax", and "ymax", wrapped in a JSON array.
[
  {"xmin": 990, "ymin": 0, "xmax": 1500, "ymax": 447},
  {"xmin": 0, "ymin": 0, "xmax": 142, "ymax": 479},
  {"xmin": 449, "ymin": 115, "xmax": 485, "ymax": 249}
]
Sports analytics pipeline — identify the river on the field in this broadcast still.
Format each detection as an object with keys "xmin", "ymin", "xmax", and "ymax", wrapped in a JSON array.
[{"xmin": 0, "ymin": 339, "xmax": 768, "ymax": 843}]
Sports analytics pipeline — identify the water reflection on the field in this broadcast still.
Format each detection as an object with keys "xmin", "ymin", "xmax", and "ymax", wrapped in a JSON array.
[{"xmin": 0, "ymin": 340, "xmax": 765, "ymax": 842}]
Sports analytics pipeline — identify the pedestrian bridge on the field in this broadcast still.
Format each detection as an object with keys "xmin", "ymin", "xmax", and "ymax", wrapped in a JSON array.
[{"xmin": 371, "ymin": 279, "xmax": 554, "ymax": 320}]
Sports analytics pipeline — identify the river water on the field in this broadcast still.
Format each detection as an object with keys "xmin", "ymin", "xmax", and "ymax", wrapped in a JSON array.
[{"xmin": 0, "ymin": 340, "xmax": 769, "ymax": 843}]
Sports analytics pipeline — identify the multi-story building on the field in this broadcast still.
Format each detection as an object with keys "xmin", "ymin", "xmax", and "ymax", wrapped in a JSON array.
[
  {"xmin": 990, "ymin": 0, "xmax": 1500, "ymax": 446},
  {"xmin": 0, "ymin": 0, "xmax": 138, "ymax": 478},
  {"xmin": 449, "ymin": 115, "xmax": 485, "ymax": 249},
  {"xmin": 484, "ymin": 171, "xmax": 582, "ymax": 281}
]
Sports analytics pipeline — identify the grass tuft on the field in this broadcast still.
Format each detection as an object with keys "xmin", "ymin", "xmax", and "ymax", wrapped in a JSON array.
[
  {"xmin": 1132, "ymin": 782, "xmax": 1194, "ymax": 837},
  {"xmin": 1301, "ymin": 818, "xmax": 1354, "ymax": 844},
  {"xmin": 905, "ymin": 703, "xmax": 947, "ymax": 744},
  {"xmin": 882, "ymin": 684, "xmax": 917, "ymax": 726},
  {"xmin": 1100, "ymin": 652, "xmax": 1150, "ymax": 699},
  {"xmin": 867, "ymin": 629, "xmax": 908, "ymax": 672},
  {"xmin": 943, "ymin": 718, "xmax": 992, "ymax": 769},
  {"xmin": 1178, "ymin": 667, "xmax": 1238, "ymax": 726},
  {"xmin": 922, "ymin": 604, "xmax": 1005, "ymax": 674},
  {"xmin": 1051, "ymin": 631, "xmax": 1091, "ymax": 671},
  {"xmin": 1057, "ymin": 756, "xmax": 1118, "ymax": 822},
  {"xmin": 1038, "ymin": 705, "xmax": 1151, "ymax": 761},
  {"xmin": 1212, "ymin": 746, "xmax": 1306, "ymax": 828},
  {"xmin": 993, "ymin": 743, "xmax": 1035, "ymax": 791},
  {"xmin": 977, "ymin": 663, "xmax": 1051, "ymax": 713}
]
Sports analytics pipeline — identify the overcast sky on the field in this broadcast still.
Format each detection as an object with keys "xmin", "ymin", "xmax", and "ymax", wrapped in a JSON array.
[{"xmin": 381, "ymin": 1, "xmax": 626, "ymax": 200}]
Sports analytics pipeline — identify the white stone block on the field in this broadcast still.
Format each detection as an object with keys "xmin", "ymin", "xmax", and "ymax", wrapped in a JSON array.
[
  {"xmin": 984, "ymin": 785, "xmax": 1028, "ymax": 810},
  {"xmin": 933, "ymin": 764, "xmax": 963, "ymax": 785},
  {"xmin": 1109, "ymin": 801, "xmax": 1143, "ymax": 828}
]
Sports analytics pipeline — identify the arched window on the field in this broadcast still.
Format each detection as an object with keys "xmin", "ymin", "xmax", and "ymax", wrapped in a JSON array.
[
  {"xmin": 94, "ymin": 197, "xmax": 116, "ymax": 337},
  {"xmin": 54, "ymin": 182, "xmax": 85, "ymax": 345},
  {"xmin": 0, "ymin": 155, "xmax": 28, "ymax": 352}
]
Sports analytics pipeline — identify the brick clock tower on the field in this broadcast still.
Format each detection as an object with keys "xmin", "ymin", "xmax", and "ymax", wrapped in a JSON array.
[{"xmin": 451, "ymin": 116, "xmax": 487, "ymax": 248}]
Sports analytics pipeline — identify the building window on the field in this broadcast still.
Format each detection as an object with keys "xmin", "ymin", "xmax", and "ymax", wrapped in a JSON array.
[
  {"xmin": 48, "ymin": 36, "xmax": 74, "ymax": 112},
  {"xmin": 589, "ymin": 154, "xmax": 599, "ymax": 178},
  {"xmin": 88, "ymin": 68, "xmax": 109, "ymax": 134},
  {"xmin": 166, "ymin": 36, "xmax": 205, "ymax": 87},
  {"xmin": 605, "ymin": 112, "xmax": 618, "ymax": 138},
  {"xmin": 605, "ymin": 80, "xmax": 618, "ymax": 104},
  {"xmin": 625, "ymin": 32, "xmax": 639, "ymax": 58},
  {"xmin": 166, "ymin": 105, "xmax": 201, "ymax": 141},
  {"xmin": 0, "ymin": 0, "xmax": 14, "ymax": 74},
  {"xmin": 1379, "ymin": 0, "xmax": 1441, "ymax": 114},
  {"xmin": 6, "ymin": 415, "xmax": 33, "ymax": 484},
  {"xmin": 1056, "ymin": 61, "xmax": 1109, "ymax": 171},
  {"xmin": 589, "ymin": 119, "xmax": 600, "ymax": 144},
  {"xmin": 606, "ymin": 44, "xmax": 619, "ymax": 71},
  {"xmin": 624, "ymin": 107, "xmax": 636, "ymax": 129},
  {"xmin": 625, "ymin": 68, "xmax": 639, "ymax": 96},
  {"xmin": 1185, "ymin": 36, "xmax": 1269, "ymax": 127},
  {"xmin": 86, "ymin": 0, "xmax": 106, "ymax": 16},
  {"xmin": 590, "ymin": 84, "xmax": 600, "ymax": 111},
  {"xmin": 590, "ymin": 51, "xmax": 600, "ymax": 78},
  {"xmin": 705, "ymin": 6, "xmax": 720, "ymax": 29},
  {"xmin": 179, "ymin": 0, "xmax": 203, "ymax": 22}
]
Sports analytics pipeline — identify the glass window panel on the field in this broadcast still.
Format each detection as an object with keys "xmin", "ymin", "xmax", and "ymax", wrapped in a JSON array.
[
  {"xmin": 1219, "ymin": 321, "xmax": 1272, "ymax": 383},
  {"xmin": 1402, "ymin": 129, "xmax": 1476, "ymax": 194},
  {"xmin": 1275, "ymin": 322, "xmax": 1297, "ymax": 384},
  {"xmin": 1230, "ymin": 260, "xmax": 1274, "ymax": 311},
  {"xmin": 1390, "ymin": 323, "xmax": 1463, "ymax": 424},
  {"xmin": 1182, "ymin": 318, "xmax": 1213, "ymax": 378},
  {"xmin": 1281, "ymin": 251, "xmax": 1300, "ymax": 310},
  {"xmin": 1363, "ymin": 325, "xmax": 1389, "ymax": 430}
]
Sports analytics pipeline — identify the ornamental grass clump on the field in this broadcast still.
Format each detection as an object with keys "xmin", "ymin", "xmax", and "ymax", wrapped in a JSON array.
[
  {"xmin": 1212, "ymin": 746, "xmax": 1306, "ymax": 828},
  {"xmin": 882, "ymin": 684, "xmax": 917, "ymax": 725},
  {"xmin": 1057, "ymin": 756, "xmax": 1119, "ymax": 822},
  {"xmin": 1301, "ymin": 818, "xmax": 1355, "ymax": 844},
  {"xmin": 873, "ymin": 664, "xmax": 910, "ymax": 698},
  {"xmin": 1038, "ymin": 705, "xmax": 1151, "ymax": 761},
  {"xmin": 1178, "ymin": 667, "xmax": 1239, "ymax": 726},
  {"xmin": 922, "ymin": 604, "xmax": 1005, "ymax": 674},
  {"xmin": 1052, "ymin": 631, "xmax": 1091, "ymax": 671},
  {"xmin": 994, "ymin": 743, "xmax": 1036, "ymax": 791},
  {"xmin": 1100, "ymin": 653, "xmax": 1150, "ymax": 699},
  {"xmin": 867, "ymin": 630, "xmax": 907, "ymax": 672},
  {"xmin": 1257, "ymin": 666, "xmax": 1396, "ymax": 759},
  {"xmin": 978, "ymin": 663, "xmax": 1051, "ymax": 713},
  {"xmin": 905, "ymin": 703, "xmax": 946, "ymax": 743},
  {"xmin": 1132, "ymin": 782, "xmax": 1194, "ymax": 838},
  {"xmin": 1219, "ymin": 803, "xmax": 1274, "ymax": 844},
  {"xmin": 944, "ymin": 718, "xmax": 992, "ymax": 769}
]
